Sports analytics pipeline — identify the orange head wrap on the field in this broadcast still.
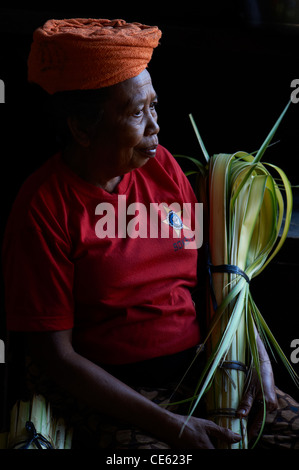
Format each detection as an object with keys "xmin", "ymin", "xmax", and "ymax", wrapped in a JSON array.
[{"xmin": 28, "ymin": 18, "xmax": 162, "ymax": 94}]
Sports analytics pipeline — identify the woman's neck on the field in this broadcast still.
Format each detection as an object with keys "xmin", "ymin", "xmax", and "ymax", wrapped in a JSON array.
[{"xmin": 61, "ymin": 144, "xmax": 121, "ymax": 193}]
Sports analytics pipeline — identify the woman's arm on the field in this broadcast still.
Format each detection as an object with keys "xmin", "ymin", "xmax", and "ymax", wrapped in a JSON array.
[{"xmin": 27, "ymin": 329, "xmax": 241, "ymax": 449}]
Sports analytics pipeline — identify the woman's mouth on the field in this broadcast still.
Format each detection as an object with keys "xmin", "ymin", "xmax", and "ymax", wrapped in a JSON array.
[{"xmin": 136, "ymin": 144, "xmax": 158, "ymax": 158}]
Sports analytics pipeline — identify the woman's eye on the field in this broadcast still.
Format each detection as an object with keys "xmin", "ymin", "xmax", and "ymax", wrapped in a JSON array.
[
  {"xmin": 133, "ymin": 108, "xmax": 143, "ymax": 117},
  {"xmin": 132, "ymin": 101, "xmax": 157, "ymax": 117}
]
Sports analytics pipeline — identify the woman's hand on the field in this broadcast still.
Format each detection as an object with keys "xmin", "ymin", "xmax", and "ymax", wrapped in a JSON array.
[
  {"xmin": 236, "ymin": 334, "xmax": 278, "ymax": 442},
  {"xmin": 166, "ymin": 413, "xmax": 242, "ymax": 449}
]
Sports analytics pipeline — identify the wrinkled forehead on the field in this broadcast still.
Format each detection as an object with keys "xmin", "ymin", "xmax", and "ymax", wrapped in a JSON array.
[{"xmin": 108, "ymin": 70, "xmax": 157, "ymax": 109}]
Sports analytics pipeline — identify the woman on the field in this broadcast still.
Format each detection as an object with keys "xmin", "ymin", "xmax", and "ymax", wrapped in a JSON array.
[{"xmin": 2, "ymin": 18, "xmax": 298, "ymax": 449}]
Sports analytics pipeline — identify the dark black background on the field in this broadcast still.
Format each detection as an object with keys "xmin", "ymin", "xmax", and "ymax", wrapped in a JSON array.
[{"xmin": 0, "ymin": 1, "xmax": 299, "ymax": 431}]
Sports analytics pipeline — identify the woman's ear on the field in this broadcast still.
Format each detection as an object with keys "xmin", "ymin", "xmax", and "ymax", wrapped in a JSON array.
[{"xmin": 67, "ymin": 116, "xmax": 91, "ymax": 147}]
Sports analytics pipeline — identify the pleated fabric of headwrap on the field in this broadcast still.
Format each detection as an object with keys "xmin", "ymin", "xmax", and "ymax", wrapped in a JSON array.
[{"xmin": 27, "ymin": 18, "xmax": 162, "ymax": 94}]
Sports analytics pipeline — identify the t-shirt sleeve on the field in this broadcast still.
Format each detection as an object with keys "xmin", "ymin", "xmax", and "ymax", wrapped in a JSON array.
[{"xmin": 3, "ymin": 204, "xmax": 75, "ymax": 332}]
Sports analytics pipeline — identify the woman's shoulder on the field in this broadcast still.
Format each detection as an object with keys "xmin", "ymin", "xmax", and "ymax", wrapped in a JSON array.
[
  {"xmin": 5, "ymin": 154, "xmax": 68, "ymax": 232},
  {"xmin": 11, "ymin": 155, "xmax": 59, "ymax": 206}
]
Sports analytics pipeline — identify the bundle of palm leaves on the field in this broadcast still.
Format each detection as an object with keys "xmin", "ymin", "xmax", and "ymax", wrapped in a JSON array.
[
  {"xmin": 177, "ymin": 101, "xmax": 299, "ymax": 448},
  {"xmin": 0, "ymin": 394, "xmax": 72, "ymax": 449}
]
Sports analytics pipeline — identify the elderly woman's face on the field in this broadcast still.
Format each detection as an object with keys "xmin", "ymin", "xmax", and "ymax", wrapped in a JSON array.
[{"xmin": 92, "ymin": 69, "xmax": 160, "ymax": 178}]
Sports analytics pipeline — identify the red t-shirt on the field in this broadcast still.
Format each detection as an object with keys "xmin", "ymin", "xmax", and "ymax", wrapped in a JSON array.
[{"xmin": 3, "ymin": 145, "xmax": 201, "ymax": 365}]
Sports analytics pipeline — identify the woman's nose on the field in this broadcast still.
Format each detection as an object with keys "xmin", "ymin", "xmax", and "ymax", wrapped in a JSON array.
[{"xmin": 145, "ymin": 111, "xmax": 160, "ymax": 136}]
